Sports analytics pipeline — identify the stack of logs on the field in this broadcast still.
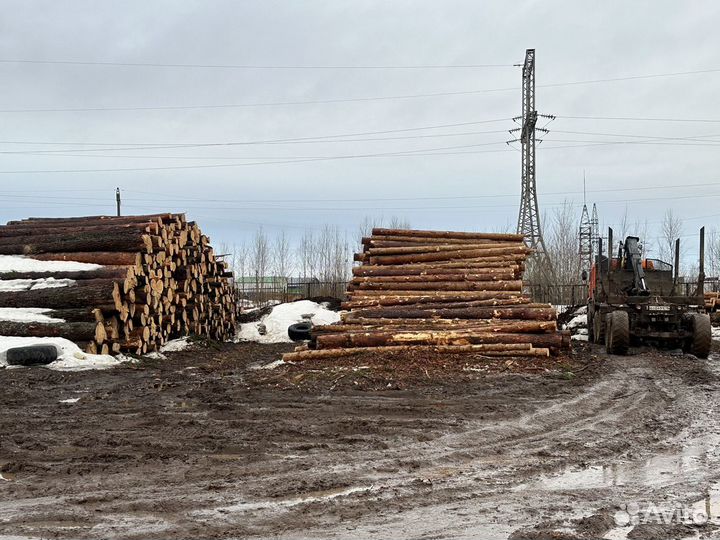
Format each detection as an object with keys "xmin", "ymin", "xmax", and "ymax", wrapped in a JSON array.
[
  {"xmin": 705, "ymin": 291, "xmax": 720, "ymax": 312},
  {"xmin": 0, "ymin": 214, "xmax": 236, "ymax": 354},
  {"xmin": 283, "ymin": 228, "xmax": 568, "ymax": 361}
]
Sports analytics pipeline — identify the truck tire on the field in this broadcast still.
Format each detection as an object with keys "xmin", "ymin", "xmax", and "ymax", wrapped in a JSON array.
[
  {"xmin": 5, "ymin": 345, "xmax": 58, "ymax": 366},
  {"xmin": 688, "ymin": 313, "xmax": 712, "ymax": 359},
  {"xmin": 288, "ymin": 322, "xmax": 313, "ymax": 342},
  {"xmin": 606, "ymin": 311, "xmax": 629, "ymax": 355}
]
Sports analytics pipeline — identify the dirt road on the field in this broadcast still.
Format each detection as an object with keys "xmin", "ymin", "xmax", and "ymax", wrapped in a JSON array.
[{"xmin": 2, "ymin": 342, "xmax": 720, "ymax": 539}]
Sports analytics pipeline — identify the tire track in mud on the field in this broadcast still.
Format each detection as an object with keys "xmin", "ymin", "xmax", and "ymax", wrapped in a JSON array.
[{"xmin": 191, "ymin": 359, "xmax": 688, "ymax": 538}]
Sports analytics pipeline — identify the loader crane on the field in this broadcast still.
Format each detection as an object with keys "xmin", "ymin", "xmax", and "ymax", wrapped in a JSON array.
[{"xmin": 587, "ymin": 227, "xmax": 711, "ymax": 357}]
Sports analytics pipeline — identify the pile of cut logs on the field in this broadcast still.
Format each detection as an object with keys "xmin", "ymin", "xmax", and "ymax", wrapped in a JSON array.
[
  {"xmin": 705, "ymin": 291, "xmax": 720, "ymax": 312},
  {"xmin": 283, "ymin": 228, "xmax": 568, "ymax": 361},
  {"xmin": 0, "ymin": 214, "xmax": 236, "ymax": 354}
]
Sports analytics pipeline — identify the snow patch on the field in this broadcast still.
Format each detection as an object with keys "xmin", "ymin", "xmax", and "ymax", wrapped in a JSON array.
[
  {"xmin": 237, "ymin": 300, "xmax": 341, "ymax": 344},
  {"xmin": 565, "ymin": 313, "xmax": 587, "ymax": 330},
  {"xmin": 0, "ymin": 277, "xmax": 75, "ymax": 292},
  {"xmin": 144, "ymin": 351, "xmax": 167, "ymax": 360},
  {"xmin": 712, "ymin": 326, "xmax": 720, "ymax": 340},
  {"xmin": 160, "ymin": 337, "xmax": 191, "ymax": 352},
  {"xmin": 59, "ymin": 397, "xmax": 80, "ymax": 404},
  {"xmin": 0, "ymin": 307, "xmax": 65, "ymax": 323},
  {"xmin": 0, "ymin": 255, "xmax": 101, "ymax": 273},
  {"xmin": 0, "ymin": 337, "xmax": 128, "ymax": 371}
]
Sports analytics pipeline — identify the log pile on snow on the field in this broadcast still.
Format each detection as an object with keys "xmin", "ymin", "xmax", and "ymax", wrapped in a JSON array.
[
  {"xmin": 0, "ymin": 214, "xmax": 236, "ymax": 354},
  {"xmin": 283, "ymin": 228, "xmax": 568, "ymax": 361}
]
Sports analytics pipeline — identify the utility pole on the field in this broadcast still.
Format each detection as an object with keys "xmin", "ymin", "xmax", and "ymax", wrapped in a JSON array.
[
  {"xmin": 579, "ymin": 172, "xmax": 592, "ymax": 277},
  {"xmin": 115, "ymin": 187, "xmax": 121, "ymax": 217},
  {"xmin": 508, "ymin": 48, "xmax": 555, "ymax": 279}
]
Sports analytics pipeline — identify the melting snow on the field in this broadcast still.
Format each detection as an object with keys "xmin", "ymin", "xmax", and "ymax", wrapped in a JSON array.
[
  {"xmin": 59, "ymin": 397, "xmax": 80, "ymax": 404},
  {"xmin": 237, "ymin": 300, "xmax": 341, "ymax": 344},
  {"xmin": 0, "ymin": 337, "xmax": 128, "ymax": 371},
  {"xmin": 0, "ymin": 277, "xmax": 75, "ymax": 292},
  {"xmin": 0, "ymin": 307, "xmax": 65, "ymax": 323},
  {"xmin": 160, "ymin": 337, "xmax": 191, "ymax": 352},
  {"xmin": 0, "ymin": 255, "xmax": 101, "ymax": 273}
]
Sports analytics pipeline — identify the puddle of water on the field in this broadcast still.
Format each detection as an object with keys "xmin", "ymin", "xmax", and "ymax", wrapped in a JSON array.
[
  {"xmin": 195, "ymin": 484, "xmax": 379, "ymax": 516},
  {"xmin": 519, "ymin": 446, "xmax": 707, "ymax": 492}
]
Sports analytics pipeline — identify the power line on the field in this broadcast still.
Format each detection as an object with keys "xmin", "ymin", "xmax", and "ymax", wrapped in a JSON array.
[
  {"xmin": 0, "ymin": 128, "xmax": 512, "ymax": 156},
  {"xmin": 557, "ymin": 115, "xmax": 720, "ymax": 123},
  {"xmin": 0, "ymin": 59, "xmax": 516, "ymax": 70},
  {"xmin": 0, "ymin": 117, "xmax": 512, "ymax": 148},
  {"xmin": 2, "ymin": 67, "xmax": 720, "ymax": 113}
]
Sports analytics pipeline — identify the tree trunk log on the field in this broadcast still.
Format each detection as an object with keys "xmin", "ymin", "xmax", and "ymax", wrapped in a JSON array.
[
  {"xmin": 370, "ymin": 228, "xmax": 524, "ymax": 242},
  {"xmin": 367, "ymin": 247, "xmax": 530, "ymax": 265},
  {"xmin": 344, "ymin": 306, "xmax": 556, "ymax": 320},
  {"xmin": 353, "ymin": 261, "xmax": 523, "ymax": 276},
  {"xmin": 0, "ymin": 231, "xmax": 151, "ymax": 255},
  {"xmin": 0, "ymin": 266, "xmax": 136, "ymax": 281},
  {"xmin": 0, "ymin": 320, "xmax": 102, "ymax": 341},
  {"xmin": 29, "ymin": 252, "xmax": 143, "ymax": 266},
  {"xmin": 284, "ymin": 344, "xmax": 549, "ymax": 361},
  {"xmin": 0, "ymin": 279, "xmax": 120, "ymax": 309},
  {"xmin": 353, "ymin": 280, "xmax": 523, "ymax": 292},
  {"xmin": 350, "ymin": 272, "xmax": 517, "ymax": 284}
]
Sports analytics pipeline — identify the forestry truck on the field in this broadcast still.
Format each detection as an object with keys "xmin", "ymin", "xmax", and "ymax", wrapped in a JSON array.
[{"xmin": 586, "ymin": 227, "xmax": 711, "ymax": 357}]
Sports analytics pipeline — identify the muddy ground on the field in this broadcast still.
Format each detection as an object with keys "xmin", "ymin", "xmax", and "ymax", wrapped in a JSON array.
[{"xmin": 2, "ymin": 341, "xmax": 720, "ymax": 539}]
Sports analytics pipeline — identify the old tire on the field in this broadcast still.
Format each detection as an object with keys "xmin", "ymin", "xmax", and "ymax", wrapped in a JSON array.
[
  {"xmin": 688, "ymin": 313, "xmax": 712, "ymax": 359},
  {"xmin": 5, "ymin": 345, "xmax": 58, "ymax": 366},
  {"xmin": 606, "ymin": 311, "xmax": 629, "ymax": 355},
  {"xmin": 288, "ymin": 322, "xmax": 312, "ymax": 342}
]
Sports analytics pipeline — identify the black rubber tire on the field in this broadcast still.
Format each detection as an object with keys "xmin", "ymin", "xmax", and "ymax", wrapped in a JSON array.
[
  {"xmin": 606, "ymin": 311, "xmax": 629, "ymax": 355},
  {"xmin": 688, "ymin": 313, "xmax": 712, "ymax": 359},
  {"xmin": 6, "ymin": 345, "xmax": 58, "ymax": 366},
  {"xmin": 593, "ymin": 312, "xmax": 604, "ymax": 345},
  {"xmin": 288, "ymin": 322, "xmax": 313, "ymax": 342}
]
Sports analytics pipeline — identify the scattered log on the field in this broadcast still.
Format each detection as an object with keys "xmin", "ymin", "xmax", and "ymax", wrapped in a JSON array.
[
  {"xmin": 284, "ymin": 344, "xmax": 549, "ymax": 361},
  {"xmin": 0, "ymin": 320, "xmax": 102, "ymax": 341}
]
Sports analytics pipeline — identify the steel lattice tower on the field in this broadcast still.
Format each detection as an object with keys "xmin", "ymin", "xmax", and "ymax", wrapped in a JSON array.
[
  {"xmin": 513, "ymin": 49, "xmax": 554, "ymax": 275},
  {"xmin": 578, "ymin": 175, "xmax": 592, "ymax": 275}
]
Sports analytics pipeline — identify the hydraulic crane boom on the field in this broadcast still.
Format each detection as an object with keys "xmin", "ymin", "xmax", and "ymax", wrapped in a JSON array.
[{"xmin": 623, "ymin": 236, "xmax": 649, "ymax": 296}]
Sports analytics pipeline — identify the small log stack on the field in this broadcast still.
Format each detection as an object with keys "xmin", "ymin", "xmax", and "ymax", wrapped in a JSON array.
[
  {"xmin": 705, "ymin": 291, "xmax": 720, "ymax": 312},
  {"xmin": 0, "ymin": 214, "xmax": 236, "ymax": 354},
  {"xmin": 283, "ymin": 227, "xmax": 568, "ymax": 361}
]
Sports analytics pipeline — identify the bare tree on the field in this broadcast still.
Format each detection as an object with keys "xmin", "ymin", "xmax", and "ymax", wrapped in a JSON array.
[
  {"xmin": 272, "ymin": 229, "xmax": 293, "ymax": 279},
  {"xmin": 296, "ymin": 229, "xmax": 316, "ymax": 279},
  {"xmin": 357, "ymin": 215, "xmax": 411, "ymax": 251},
  {"xmin": 658, "ymin": 209, "xmax": 683, "ymax": 266},
  {"xmin": 250, "ymin": 227, "xmax": 270, "ymax": 289}
]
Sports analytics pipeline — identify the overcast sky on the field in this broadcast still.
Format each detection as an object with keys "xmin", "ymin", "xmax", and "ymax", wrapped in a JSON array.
[{"xmin": 1, "ymin": 0, "xmax": 719, "ymax": 261}]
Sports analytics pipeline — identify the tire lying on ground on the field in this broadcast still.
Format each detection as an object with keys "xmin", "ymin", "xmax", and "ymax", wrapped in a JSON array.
[
  {"xmin": 686, "ymin": 313, "xmax": 712, "ymax": 359},
  {"xmin": 288, "ymin": 322, "xmax": 313, "ymax": 342},
  {"xmin": 605, "ymin": 310, "xmax": 629, "ymax": 355},
  {"xmin": 5, "ymin": 345, "xmax": 58, "ymax": 366}
]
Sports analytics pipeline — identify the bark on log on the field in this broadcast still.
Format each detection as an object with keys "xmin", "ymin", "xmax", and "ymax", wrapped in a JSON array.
[
  {"xmin": 342, "ymin": 297, "xmax": 529, "ymax": 309},
  {"xmin": 353, "ymin": 280, "xmax": 523, "ymax": 292},
  {"xmin": 0, "ymin": 266, "xmax": 136, "ymax": 281},
  {"xmin": 315, "ymin": 330, "xmax": 564, "ymax": 350},
  {"xmin": 347, "ymin": 290, "xmax": 524, "ymax": 298},
  {"xmin": 365, "ymin": 242, "xmax": 521, "ymax": 255},
  {"xmin": 0, "ymin": 231, "xmax": 151, "ymax": 255},
  {"xmin": 314, "ymin": 320, "xmax": 558, "ymax": 334},
  {"xmin": 367, "ymin": 246, "xmax": 530, "ymax": 265},
  {"xmin": 6, "ymin": 214, "xmax": 175, "ymax": 227},
  {"xmin": 0, "ymin": 222, "xmax": 159, "ymax": 238},
  {"xmin": 344, "ymin": 306, "xmax": 556, "ymax": 320},
  {"xmin": 362, "ymin": 236, "xmax": 513, "ymax": 247},
  {"xmin": 0, "ymin": 320, "xmax": 101, "ymax": 341},
  {"xmin": 353, "ymin": 261, "xmax": 522, "ymax": 276},
  {"xmin": 350, "ymin": 272, "xmax": 517, "ymax": 284},
  {"xmin": 29, "ymin": 252, "xmax": 143, "ymax": 266},
  {"xmin": 371, "ymin": 228, "xmax": 525, "ymax": 242},
  {"xmin": 283, "ymin": 344, "xmax": 549, "ymax": 361},
  {"xmin": 0, "ymin": 279, "xmax": 120, "ymax": 309}
]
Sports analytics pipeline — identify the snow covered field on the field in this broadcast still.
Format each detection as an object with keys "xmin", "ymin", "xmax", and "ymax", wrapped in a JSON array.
[{"xmin": 237, "ymin": 300, "xmax": 341, "ymax": 344}]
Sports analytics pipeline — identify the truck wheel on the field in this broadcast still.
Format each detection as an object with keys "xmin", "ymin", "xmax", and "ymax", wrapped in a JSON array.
[
  {"xmin": 688, "ymin": 313, "xmax": 712, "ymax": 359},
  {"xmin": 606, "ymin": 311, "xmax": 629, "ymax": 355}
]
